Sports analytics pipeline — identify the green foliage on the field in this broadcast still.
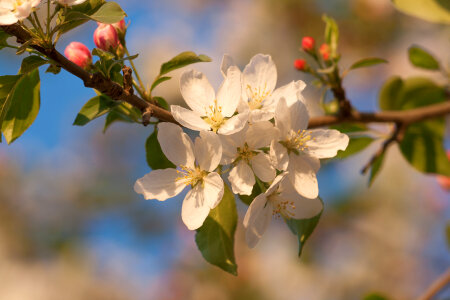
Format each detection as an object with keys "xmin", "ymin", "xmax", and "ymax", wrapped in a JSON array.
[
  {"xmin": 336, "ymin": 137, "xmax": 374, "ymax": 159},
  {"xmin": 19, "ymin": 56, "xmax": 48, "ymax": 74},
  {"xmin": 145, "ymin": 129, "xmax": 176, "ymax": 170},
  {"xmin": 408, "ymin": 45, "xmax": 440, "ymax": 70},
  {"xmin": 322, "ymin": 15, "xmax": 339, "ymax": 59},
  {"xmin": 379, "ymin": 76, "xmax": 449, "ymax": 176},
  {"xmin": 153, "ymin": 96, "xmax": 169, "ymax": 110},
  {"xmin": 363, "ymin": 293, "xmax": 391, "ymax": 300},
  {"xmin": 196, "ymin": 185, "xmax": 238, "ymax": 275},
  {"xmin": 0, "ymin": 75, "xmax": 22, "ymax": 142},
  {"xmin": 64, "ymin": 1, "xmax": 125, "ymax": 24},
  {"xmin": 0, "ymin": 29, "xmax": 10, "ymax": 50},
  {"xmin": 46, "ymin": 64, "xmax": 62, "ymax": 75},
  {"xmin": 1, "ymin": 70, "xmax": 40, "ymax": 144},
  {"xmin": 159, "ymin": 51, "xmax": 212, "ymax": 76},
  {"xmin": 285, "ymin": 199, "xmax": 323, "ymax": 257},
  {"xmin": 103, "ymin": 102, "xmax": 140, "ymax": 133},
  {"xmin": 238, "ymin": 180, "xmax": 262, "ymax": 205},
  {"xmin": 57, "ymin": 0, "xmax": 105, "ymax": 34},
  {"xmin": 369, "ymin": 152, "xmax": 385, "ymax": 187},
  {"xmin": 150, "ymin": 76, "xmax": 171, "ymax": 92},
  {"xmin": 392, "ymin": 0, "xmax": 450, "ymax": 24},
  {"xmin": 73, "ymin": 94, "xmax": 117, "ymax": 126},
  {"xmin": 349, "ymin": 58, "xmax": 387, "ymax": 70}
]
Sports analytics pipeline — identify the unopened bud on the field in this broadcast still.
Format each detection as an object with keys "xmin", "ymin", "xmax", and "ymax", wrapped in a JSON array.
[
  {"xmin": 64, "ymin": 41, "xmax": 92, "ymax": 69},
  {"xmin": 93, "ymin": 24, "xmax": 120, "ymax": 52},
  {"xmin": 112, "ymin": 19, "xmax": 126, "ymax": 36},
  {"xmin": 319, "ymin": 43, "xmax": 330, "ymax": 61},
  {"xmin": 437, "ymin": 151, "xmax": 450, "ymax": 191},
  {"xmin": 301, "ymin": 36, "xmax": 315, "ymax": 52},
  {"xmin": 294, "ymin": 59, "xmax": 307, "ymax": 71},
  {"xmin": 116, "ymin": 43, "xmax": 125, "ymax": 58}
]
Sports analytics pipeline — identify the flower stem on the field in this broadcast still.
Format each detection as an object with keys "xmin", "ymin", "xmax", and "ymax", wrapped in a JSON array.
[{"xmin": 125, "ymin": 46, "xmax": 147, "ymax": 100}]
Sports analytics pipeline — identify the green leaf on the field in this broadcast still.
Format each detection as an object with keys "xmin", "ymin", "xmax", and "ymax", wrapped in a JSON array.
[
  {"xmin": 322, "ymin": 15, "xmax": 339, "ymax": 58},
  {"xmin": 363, "ymin": 293, "xmax": 391, "ymax": 300},
  {"xmin": 400, "ymin": 119, "xmax": 450, "ymax": 176},
  {"xmin": 65, "ymin": 1, "xmax": 126, "ymax": 24},
  {"xmin": 349, "ymin": 57, "xmax": 387, "ymax": 70},
  {"xmin": 0, "ymin": 75, "xmax": 22, "ymax": 142},
  {"xmin": 73, "ymin": 95, "xmax": 117, "ymax": 126},
  {"xmin": 238, "ymin": 180, "xmax": 262, "ymax": 205},
  {"xmin": 159, "ymin": 51, "xmax": 211, "ymax": 76},
  {"xmin": 285, "ymin": 200, "xmax": 323, "ymax": 257},
  {"xmin": 145, "ymin": 129, "xmax": 176, "ymax": 170},
  {"xmin": 196, "ymin": 185, "xmax": 238, "ymax": 275},
  {"xmin": 103, "ymin": 102, "xmax": 140, "ymax": 133},
  {"xmin": 103, "ymin": 109, "xmax": 133, "ymax": 133},
  {"xmin": 0, "ymin": 29, "xmax": 11, "ymax": 50},
  {"xmin": 57, "ymin": 0, "xmax": 105, "ymax": 34},
  {"xmin": 1, "ymin": 70, "xmax": 40, "ymax": 144},
  {"xmin": 408, "ymin": 45, "xmax": 440, "ymax": 70},
  {"xmin": 150, "ymin": 76, "xmax": 171, "ymax": 92},
  {"xmin": 45, "ymin": 64, "xmax": 61, "ymax": 75},
  {"xmin": 369, "ymin": 152, "xmax": 385, "ymax": 187},
  {"xmin": 335, "ymin": 137, "xmax": 374, "ymax": 159},
  {"xmin": 379, "ymin": 77, "xmax": 446, "ymax": 111},
  {"xmin": 153, "ymin": 96, "xmax": 169, "ymax": 110},
  {"xmin": 19, "ymin": 55, "xmax": 48, "ymax": 74},
  {"xmin": 331, "ymin": 123, "xmax": 368, "ymax": 133},
  {"xmin": 392, "ymin": 0, "xmax": 450, "ymax": 24}
]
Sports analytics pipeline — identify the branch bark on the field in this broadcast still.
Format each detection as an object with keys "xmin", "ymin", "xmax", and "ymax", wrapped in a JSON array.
[{"xmin": 1, "ymin": 23, "xmax": 449, "ymax": 129}]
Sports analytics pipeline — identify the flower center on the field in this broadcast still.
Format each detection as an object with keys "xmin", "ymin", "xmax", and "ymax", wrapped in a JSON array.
[
  {"xmin": 237, "ymin": 143, "xmax": 256, "ymax": 163},
  {"xmin": 246, "ymin": 84, "xmax": 271, "ymax": 110},
  {"xmin": 203, "ymin": 100, "xmax": 226, "ymax": 133},
  {"xmin": 280, "ymin": 129, "xmax": 313, "ymax": 154},
  {"xmin": 176, "ymin": 165, "xmax": 207, "ymax": 187},
  {"xmin": 269, "ymin": 193, "xmax": 296, "ymax": 219},
  {"xmin": 12, "ymin": 0, "xmax": 24, "ymax": 11}
]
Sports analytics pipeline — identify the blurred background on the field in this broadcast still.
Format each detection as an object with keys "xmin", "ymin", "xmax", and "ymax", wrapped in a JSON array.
[{"xmin": 0, "ymin": 0, "xmax": 449, "ymax": 299}]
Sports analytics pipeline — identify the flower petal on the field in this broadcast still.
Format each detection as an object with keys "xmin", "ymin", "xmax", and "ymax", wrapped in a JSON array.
[
  {"xmin": 274, "ymin": 97, "xmax": 291, "ymax": 138},
  {"xmin": 265, "ymin": 173, "xmax": 287, "ymax": 195},
  {"xmin": 219, "ymin": 126, "xmax": 247, "ymax": 165},
  {"xmin": 171, "ymin": 105, "xmax": 211, "ymax": 132},
  {"xmin": 251, "ymin": 152, "xmax": 276, "ymax": 182},
  {"xmin": 217, "ymin": 66, "xmax": 242, "ymax": 117},
  {"xmin": 246, "ymin": 121, "xmax": 277, "ymax": 149},
  {"xmin": 243, "ymin": 194, "xmax": 273, "ymax": 248},
  {"xmin": 287, "ymin": 154, "xmax": 320, "ymax": 199},
  {"xmin": 181, "ymin": 184, "xmax": 211, "ymax": 230},
  {"xmin": 228, "ymin": 161, "xmax": 255, "ymax": 195},
  {"xmin": 290, "ymin": 99, "xmax": 309, "ymax": 132},
  {"xmin": 180, "ymin": 69, "xmax": 215, "ymax": 113},
  {"xmin": 134, "ymin": 169, "xmax": 186, "ymax": 201},
  {"xmin": 158, "ymin": 122, "xmax": 195, "ymax": 168},
  {"xmin": 269, "ymin": 80, "xmax": 306, "ymax": 109},
  {"xmin": 248, "ymin": 109, "xmax": 274, "ymax": 123},
  {"xmin": 304, "ymin": 129, "xmax": 349, "ymax": 159},
  {"xmin": 0, "ymin": 9, "xmax": 18, "ymax": 25},
  {"xmin": 280, "ymin": 192, "xmax": 323, "ymax": 219},
  {"xmin": 203, "ymin": 172, "xmax": 224, "ymax": 209},
  {"xmin": 217, "ymin": 111, "xmax": 249, "ymax": 135},
  {"xmin": 195, "ymin": 131, "xmax": 222, "ymax": 172},
  {"xmin": 270, "ymin": 139, "xmax": 289, "ymax": 171},
  {"xmin": 243, "ymin": 54, "xmax": 277, "ymax": 96},
  {"xmin": 220, "ymin": 54, "xmax": 236, "ymax": 78}
]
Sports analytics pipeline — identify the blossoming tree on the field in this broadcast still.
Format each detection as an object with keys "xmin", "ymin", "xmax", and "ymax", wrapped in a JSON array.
[{"xmin": 0, "ymin": 0, "xmax": 449, "ymax": 297}]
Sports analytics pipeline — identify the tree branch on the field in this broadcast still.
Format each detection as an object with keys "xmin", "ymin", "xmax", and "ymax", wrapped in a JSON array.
[
  {"xmin": 418, "ymin": 268, "xmax": 450, "ymax": 300},
  {"xmin": 1, "ymin": 23, "xmax": 449, "ymax": 130}
]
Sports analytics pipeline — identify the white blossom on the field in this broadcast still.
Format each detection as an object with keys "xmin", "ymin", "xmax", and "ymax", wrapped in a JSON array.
[
  {"xmin": 220, "ymin": 121, "xmax": 277, "ymax": 195},
  {"xmin": 171, "ymin": 67, "xmax": 248, "ymax": 135},
  {"xmin": 134, "ymin": 122, "xmax": 224, "ymax": 230},
  {"xmin": 56, "ymin": 0, "xmax": 87, "ymax": 6},
  {"xmin": 270, "ymin": 98, "xmax": 349, "ymax": 199},
  {"xmin": 220, "ymin": 53, "xmax": 307, "ymax": 123},
  {"xmin": 243, "ymin": 174, "xmax": 323, "ymax": 248},
  {"xmin": 0, "ymin": 0, "xmax": 40, "ymax": 25}
]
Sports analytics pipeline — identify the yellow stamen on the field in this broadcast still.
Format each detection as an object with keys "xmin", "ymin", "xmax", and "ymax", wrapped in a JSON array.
[
  {"xmin": 247, "ymin": 83, "xmax": 271, "ymax": 110},
  {"xmin": 203, "ymin": 99, "xmax": 226, "ymax": 133},
  {"xmin": 237, "ymin": 143, "xmax": 256, "ymax": 163},
  {"xmin": 176, "ymin": 165, "xmax": 207, "ymax": 187}
]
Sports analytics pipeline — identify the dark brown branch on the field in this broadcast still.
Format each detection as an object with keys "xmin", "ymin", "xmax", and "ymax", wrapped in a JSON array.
[{"xmin": 1, "ymin": 23, "xmax": 449, "ymax": 130}]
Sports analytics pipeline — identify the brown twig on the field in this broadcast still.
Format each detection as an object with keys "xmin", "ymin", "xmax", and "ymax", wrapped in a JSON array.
[
  {"xmin": 418, "ymin": 268, "xmax": 450, "ymax": 300},
  {"xmin": 122, "ymin": 65, "xmax": 133, "ymax": 96},
  {"xmin": 1, "ymin": 23, "xmax": 449, "ymax": 130}
]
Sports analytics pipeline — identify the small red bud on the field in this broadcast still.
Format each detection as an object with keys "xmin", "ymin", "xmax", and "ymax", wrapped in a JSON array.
[
  {"xmin": 319, "ymin": 43, "xmax": 330, "ymax": 61},
  {"xmin": 294, "ymin": 59, "xmax": 307, "ymax": 71},
  {"xmin": 301, "ymin": 36, "xmax": 315, "ymax": 52},
  {"xmin": 64, "ymin": 42, "xmax": 92, "ymax": 69},
  {"xmin": 437, "ymin": 151, "xmax": 450, "ymax": 191},
  {"xmin": 93, "ymin": 24, "xmax": 120, "ymax": 52}
]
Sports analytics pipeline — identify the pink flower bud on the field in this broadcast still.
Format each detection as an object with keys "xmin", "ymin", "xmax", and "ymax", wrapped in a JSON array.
[
  {"xmin": 93, "ymin": 24, "xmax": 120, "ymax": 52},
  {"xmin": 301, "ymin": 37, "xmax": 315, "ymax": 52},
  {"xmin": 437, "ymin": 151, "xmax": 450, "ymax": 191},
  {"xmin": 64, "ymin": 42, "xmax": 92, "ymax": 69},
  {"xmin": 294, "ymin": 59, "xmax": 307, "ymax": 71},
  {"xmin": 319, "ymin": 43, "xmax": 330, "ymax": 61},
  {"xmin": 112, "ymin": 19, "xmax": 126, "ymax": 36}
]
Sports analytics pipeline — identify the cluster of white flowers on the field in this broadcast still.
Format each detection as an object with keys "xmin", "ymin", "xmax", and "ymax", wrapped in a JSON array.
[
  {"xmin": 0, "ymin": 0, "xmax": 87, "ymax": 25},
  {"xmin": 135, "ymin": 54, "xmax": 349, "ymax": 247}
]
